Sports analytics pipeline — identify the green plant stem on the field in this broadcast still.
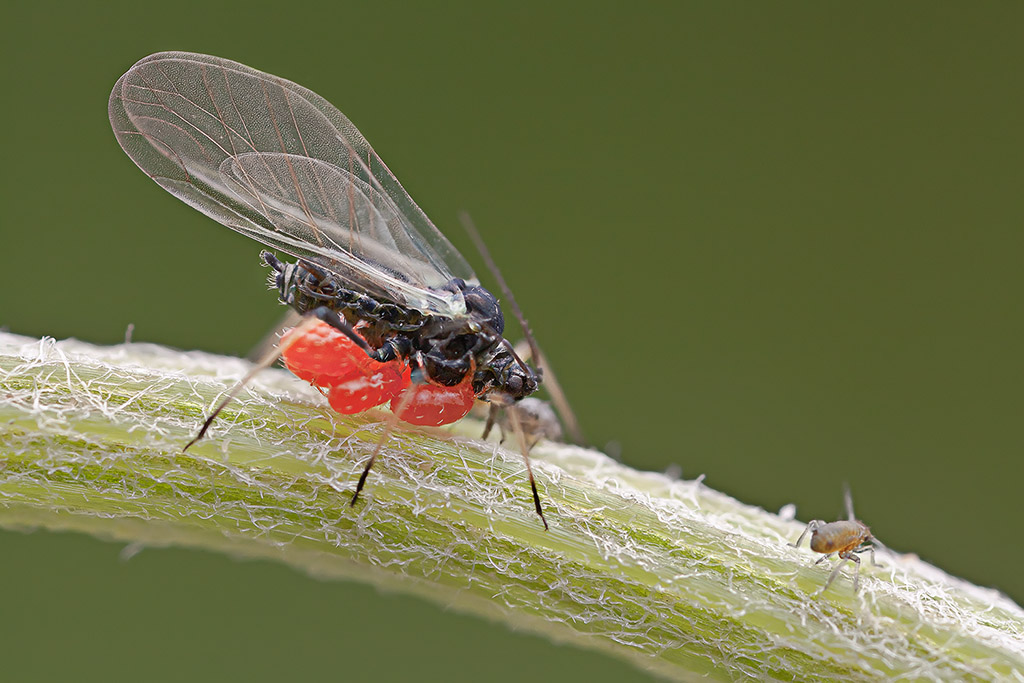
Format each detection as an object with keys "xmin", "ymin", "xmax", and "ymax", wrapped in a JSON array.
[{"xmin": 1, "ymin": 331, "xmax": 1021, "ymax": 681}]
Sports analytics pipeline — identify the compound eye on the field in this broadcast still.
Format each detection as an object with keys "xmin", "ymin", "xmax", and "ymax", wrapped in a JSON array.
[{"xmin": 507, "ymin": 375, "xmax": 523, "ymax": 395}]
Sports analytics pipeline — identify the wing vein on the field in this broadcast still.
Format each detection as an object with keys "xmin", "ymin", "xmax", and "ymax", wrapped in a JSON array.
[
  {"xmin": 110, "ymin": 52, "xmax": 474, "ymax": 316},
  {"xmin": 280, "ymin": 78, "xmax": 337, "ymax": 226},
  {"xmin": 260, "ymin": 77, "xmax": 322, "ymax": 244}
]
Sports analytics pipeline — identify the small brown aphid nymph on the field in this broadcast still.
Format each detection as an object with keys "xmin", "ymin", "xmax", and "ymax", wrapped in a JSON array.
[{"xmin": 789, "ymin": 488, "xmax": 880, "ymax": 593}]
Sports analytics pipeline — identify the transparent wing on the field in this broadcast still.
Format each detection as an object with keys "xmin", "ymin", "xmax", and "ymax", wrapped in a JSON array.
[{"xmin": 109, "ymin": 51, "xmax": 474, "ymax": 316}]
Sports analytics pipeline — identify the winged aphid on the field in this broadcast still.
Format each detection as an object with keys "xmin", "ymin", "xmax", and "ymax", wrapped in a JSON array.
[{"xmin": 109, "ymin": 52, "xmax": 568, "ymax": 527}]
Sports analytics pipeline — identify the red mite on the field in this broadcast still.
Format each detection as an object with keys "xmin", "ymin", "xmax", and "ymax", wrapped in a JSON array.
[
  {"xmin": 789, "ymin": 486, "xmax": 881, "ymax": 593},
  {"xmin": 280, "ymin": 319, "xmax": 474, "ymax": 427},
  {"xmin": 108, "ymin": 52, "xmax": 567, "ymax": 527}
]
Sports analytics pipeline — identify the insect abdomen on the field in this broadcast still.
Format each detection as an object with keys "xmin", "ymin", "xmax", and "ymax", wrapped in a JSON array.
[
  {"xmin": 266, "ymin": 253, "xmax": 425, "ymax": 331},
  {"xmin": 810, "ymin": 520, "xmax": 864, "ymax": 553}
]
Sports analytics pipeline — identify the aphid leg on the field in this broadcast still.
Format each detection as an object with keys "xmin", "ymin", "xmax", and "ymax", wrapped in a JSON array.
[
  {"xmin": 789, "ymin": 520, "xmax": 821, "ymax": 548},
  {"xmin": 350, "ymin": 386, "xmax": 417, "ymax": 507},
  {"xmin": 819, "ymin": 554, "xmax": 852, "ymax": 594},
  {"xmin": 186, "ymin": 309, "xmax": 376, "ymax": 453},
  {"xmin": 459, "ymin": 211, "xmax": 584, "ymax": 444},
  {"xmin": 481, "ymin": 403, "xmax": 500, "ymax": 440},
  {"xmin": 856, "ymin": 544, "xmax": 882, "ymax": 568},
  {"xmin": 183, "ymin": 326, "xmax": 298, "ymax": 452},
  {"xmin": 507, "ymin": 407, "xmax": 548, "ymax": 530},
  {"xmin": 847, "ymin": 551, "xmax": 863, "ymax": 592},
  {"xmin": 247, "ymin": 309, "xmax": 302, "ymax": 362},
  {"xmin": 814, "ymin": 552, "xmax": 833, "ymax": 566},
  {"xmin": 491, "ymin": 400, "xmax": 559, "ymax": 448},
  {"xmin": 307, "ymin": 306, "xmax": 375, "ymax": 355}
]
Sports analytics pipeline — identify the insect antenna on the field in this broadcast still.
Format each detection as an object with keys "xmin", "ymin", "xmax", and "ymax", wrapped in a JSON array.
[
  {"xmin": 843, "ymin": 483, "xmax": 856, "ymax": 521},
  {"xmin": 496, "ymin": 335, "xmax": 535, "ymax": 380},
  {"xmin": 459, "ymin": 211, "xmax": 542, "ymax": 367},
  {"xmin": 844, "ymin": 483, "xmax": 887, "ymax": 555},
  {"xmin": 458, "ymin": 211, "xmax": 584, "ymax": 444}
]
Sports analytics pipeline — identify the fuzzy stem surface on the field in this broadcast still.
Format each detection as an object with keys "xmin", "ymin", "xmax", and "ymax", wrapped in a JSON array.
[{"xmin": 0, "ymin": 332, "xmax": 1021, "ymax": 681}]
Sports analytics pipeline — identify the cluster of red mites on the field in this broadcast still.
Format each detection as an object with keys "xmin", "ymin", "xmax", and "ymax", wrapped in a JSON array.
[{"xmin": 280, "ymin": 319, "xmax": 476, "ymax": 427}]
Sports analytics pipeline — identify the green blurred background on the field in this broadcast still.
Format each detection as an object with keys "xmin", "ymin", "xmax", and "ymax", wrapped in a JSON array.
[{"xmin": 2, "ymin": 3, "xmax": 1022, "ymax": 680}]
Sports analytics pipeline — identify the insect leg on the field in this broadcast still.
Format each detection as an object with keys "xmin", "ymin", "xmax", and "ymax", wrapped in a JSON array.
[
  {"xmin": 306, "ymin": 306, "xmax": 374, "ymax": 354},
  {"xmin": 247, "ymin": 310, "xmax": 302, "ymax": 362},
  {"xmin": 306, "ymin": 305, "xmax": 408, "ymax": 363},
  {"xmin": 183, "ymin": 330, "xmax": 292, "ymax": 452},
  {"xmin": 814, "ymin": 552, "xmax": 833, "ymax": 566},
  {"xmin": 186, "ymin": 313, "xmax": 355, "ymax": 450},
  {"xmin": 821, "ymin": 554, "xmax": 856, "ymax": 594},
  {"xmin": 501, "ymin": 396, "xmax": 561, "ymax": 447},
  {"xmin": 186, "ymin": 308, "xmax": 389, "ymax": 452},
  {"xmin": 506, "ymin": 406, "xmax": 549, "ymax": 530},
  {"xmin": 789, "ymin": 520, "xmax": 820, "ymax": 548},
  {"xmin": 856, "ymin": 544, "xmax": 882, "ymax": 568},
  {"xmin": 481, "ymin": 403, "xmax": 500, "ymax": 440},
  {"xmin": 350, "ymin": 386, "xmax": 417, "ymax": 507},
  {"xmin": 847, "ymin": 552, "xmax": 863, "ymax": 592}
]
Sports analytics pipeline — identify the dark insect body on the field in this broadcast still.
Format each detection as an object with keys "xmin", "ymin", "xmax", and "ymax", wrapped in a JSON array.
[
  {"xmin": 108, "ymin": 52, "xmax": 562, "ymax": 527},
  {"xmin": 789, "ymin": 487, "xmax": 881, "ymax": 593},
  {"xmin": 266, "ymin": 252, "xmax": 535, "ymax": 400}
]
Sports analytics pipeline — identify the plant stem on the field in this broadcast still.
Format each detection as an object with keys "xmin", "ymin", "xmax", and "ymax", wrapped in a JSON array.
[{"xmin": 1, "ymin": 331, "xmax": 1021, "ymax": 681}]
